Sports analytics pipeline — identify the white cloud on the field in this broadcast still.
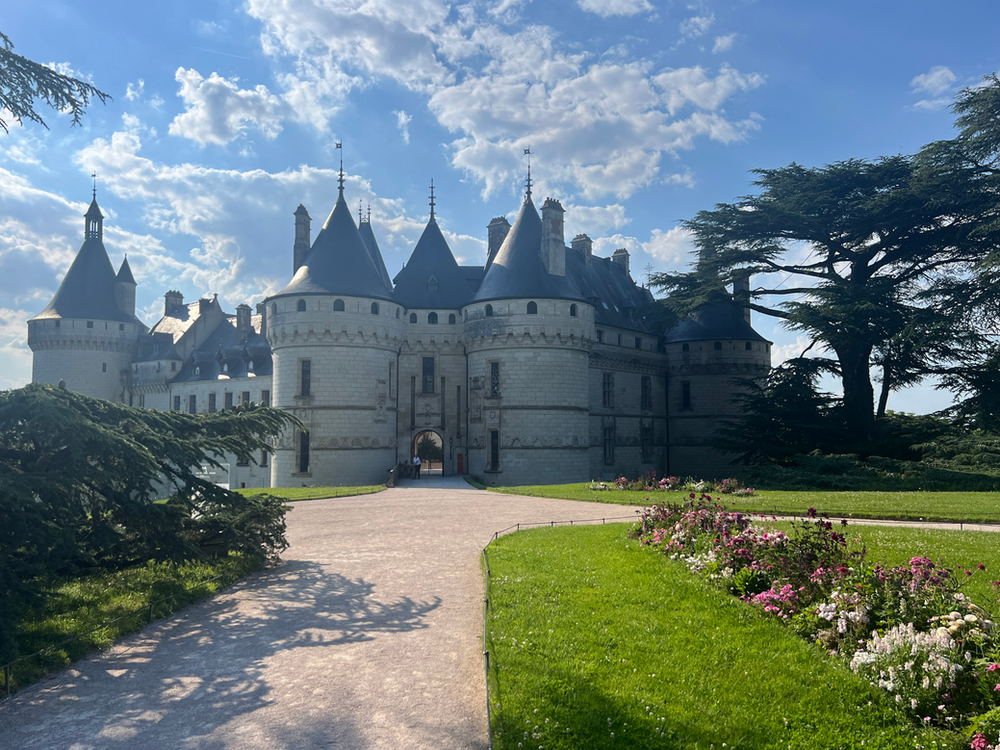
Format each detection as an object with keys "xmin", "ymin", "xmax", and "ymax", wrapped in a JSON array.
[
  {"xmin": 0, "ymin": 308, "xmax": 33, "ymax": 390},
  {"xmin": 655, "ymin": 64, "xmax": 765, "ymax": 115},
  {"xmin": 577, "ymin": 0, "xmax": 653, "ymax": 18},
  {"xmin": 911, "ymin": 65, "xmax": 956, "ymax": 96},
  {"xmin": 643, "ymin": 226, "xmax": 695, "ymax": 265},
  {"xmin": 771, "ymin": 335, "xmax": 819, "ymax": 366},
  {"xmin": 393, "ymin": 109, "xmax": 412, "ymax": 144},
  {"xmin": 712, "ymin": 34, "xmax": 735, "ymax": 53},
  {"xmin": 125, "ymin": 79, "xmax": 145, "ymax": 101},
  {"xmin": 679, "ymin": 14, "xmax": 714, "ymax": 38},
  {"xmin": 169, "ymin": 67, "xmax": 290, "ymax": 146}
]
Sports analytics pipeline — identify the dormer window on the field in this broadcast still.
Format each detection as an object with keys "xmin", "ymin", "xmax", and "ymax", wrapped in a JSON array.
[{"xmin": 428, "ymin": 276, "xmax": 438, "ymax": 292}]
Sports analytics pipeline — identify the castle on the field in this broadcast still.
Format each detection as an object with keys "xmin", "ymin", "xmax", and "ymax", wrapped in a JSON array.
[{"xmin": 27, "ymin": 172, "xmax": 771, "ymax": 488}]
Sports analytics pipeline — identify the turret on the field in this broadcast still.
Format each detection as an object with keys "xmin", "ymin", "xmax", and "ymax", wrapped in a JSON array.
[
  {"xmin": 733, "ymin": 272, "xmax": 751, "ymax": 325},
  {"xmin": 293, "ymin": 204, "xmax": 311, "ymax": 274},
  {"xmin": 486, "ymin": 216, "xmax": 510, "ymax": 269},
  {"xmin": 114, "ymin": 256, "xmax": 136, "ymax": 317},
  {"xmin": 541, "ymin": 198, "xmax": 565, "ymax": 277},
  {"xmin": 236, "ymin": 303, "xmax": 252, "ymax": 339},
  {"xmin": 165, "ymin": 290, "xmax": 184, "ymax": 316}
]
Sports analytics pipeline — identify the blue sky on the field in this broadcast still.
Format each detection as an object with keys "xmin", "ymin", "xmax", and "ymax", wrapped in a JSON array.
[{"xmin": 2, "ymin": 0, "xmax": 998, "ymax": 412}]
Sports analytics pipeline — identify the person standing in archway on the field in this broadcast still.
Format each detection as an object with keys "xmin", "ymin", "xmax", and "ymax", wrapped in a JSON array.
[{"xmin": 413, "ymin": 454, "xmax": 421, "ymax": 479}]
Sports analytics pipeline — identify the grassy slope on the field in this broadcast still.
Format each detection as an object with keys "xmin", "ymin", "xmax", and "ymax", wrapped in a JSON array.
[
  {"xmin": 234, "ymin": 485, "xmax": 385, "ymax": 501},
  {"xmin": 9, "ymin": 555, "xmax": 258, "ymax": 694},
  {"xmin": 490, "ymin": 483, "xmax": 1000, "ymax": 523},
  {"xmin": 485, "ymin": 524, "xmax": 948, "ymax": 750}
]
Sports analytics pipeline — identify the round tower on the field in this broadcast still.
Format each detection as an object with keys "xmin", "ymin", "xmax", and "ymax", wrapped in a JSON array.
[
  {"xmin": 27, "ymin": 197, "xmax": 145, "ymax": 403},
  {"xmin": 463, "ymin": 195, "xmax": 593, "ymax": 485},
  {"xmin": 266, "ymin": 178, "xmax": 402, "ymax": 487},
  {"xmin": 663, "ymin": 298, "xmax": 771, "ymax": 478}
]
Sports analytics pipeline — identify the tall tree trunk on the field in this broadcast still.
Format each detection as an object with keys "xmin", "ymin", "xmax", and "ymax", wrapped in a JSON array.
[
  {"xmin": 877, "ymin": 363, "xmax": 892, "ymax": 420},
  {"xmin": 836, "ymin": 344, "xmax": 876, "ymax": 442}
]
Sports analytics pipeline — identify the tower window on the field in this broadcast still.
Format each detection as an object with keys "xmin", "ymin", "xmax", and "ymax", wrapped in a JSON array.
[
  {"xmin": 410, "ymin": 313, "xmax": 417, "ymax": 323},
  {"xmin": 641, "ymin": 422, "xmax": 653, "ymax": 463},
  {"xmin": 570, "ymin": 304, "xmax": 577, "ymax": 317},
  {"xmin": 371, "ymin": 302, "xmax": 379, "ymax": 315},
  {"xmin": 745, "ymin": 341, "xmax": 752, "ymax": 350},
  {"xmin": 681, "ymin": 381, "xmax": 692, "ymax": 411},
  {"xmin": 55, "ymin": 320, "xmax": 60, "ymax": 328},
  {"xmin": 602, "ymin": 372, "xmax": 614, "ymax": 408},
  {"xmin": 641, "ymin": 376, "xmax": 652, "ymax": 410},
  {"xmin": 634, "ymin": 337, "xmax": 642, "ymax": 350},
  {"xmin": 617, "ymin": 333, "xmax": 622, "ymax": 346},
  {"xmin": 297, "ymin": 299, "xmax": 307, "ymax": 312},
  {"xmin": 272, "ymin": 303, "xmax": 277, "ymax": 316},
  {"xmin": 300, "ymin": 360, "xmax": 311, "ymax": 397},
  {"xmin": 527, "ymin": 301, "xmax": 537, "ymax": 314},
  {"xmin": 261, "ymin": 449, "xmax": 268, "ymax": 468},
  {"xmin": 603, "ymin": 425, "xmax": 615, "ymax": 465},
  {"xmin": 485, "ymin": 304, "xmax": 493, "ymax": 317},
  {"xmin": 87, "ymin": 321, "xmax": 94, "ymax": 329},
  {"xmin": 682, "ymin": 343, "xmax": 690, "ymax": 352},
  {"xmin": 449, "ymin": 313, "xmax": 456, "ymax": 324},
  {"xmin": 102, "ymin": 363, "xmax": 107, "ymax": 373},
  {"xmin": 396, "ymin": 308, "xmax": 400, "ymax": 319},
  {"xmin": 428, "ymin": 312, "xmax": 438, "ymax": 324},
  {"xmin": 489, "ymin": 429, "xmax": 500, "ymax": 471},
  {"xmin": 334, "ymin": 298, "xmax": 345, "ymax": 312},
  {"xmin": 171, "ymin": 361, "xmax": 177, "ymax": 371},
  {"xmin": 490, "ymin": 361, "xmax": 500, "ymax": 397},
  {"xmin": 119, "ymin": 324, "xmax": 125, "ymax": 331},
  {"xmin": 596, "ymin": 329, "xmax": 603, "ymax": 343},
  {"xmin": 714, "ymin": 341, "xmax": 722, "ymax": 350},
  {"xmin": 422, "ymin": 357, "xmax": 435, "ymax": 393},
  {"xmin": 298, "ymin": 431, "xmax": 310, "ymax": 474}
]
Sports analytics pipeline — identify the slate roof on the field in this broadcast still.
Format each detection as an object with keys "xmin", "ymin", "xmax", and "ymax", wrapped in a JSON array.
[
  {"xmin": 116, "ymin": 256, "xmax": 136, "ymax": 284},
  {"xmin": 30, "ymin": 202, "xmax": 142, "ymax": 325},
  {"xmin": 173, "ymin": 315, "xmax": 273, "ymax": 382},
  {"xmin": 664, "ymin": 298, "xmax": 769, "ymax": 343},
  {"xmin": 358, "ymin": 220, "xmax": 394, "ymax": 291},
  {"xmin": 135, "ymin": 331, "xmax": 182, "ymax": 362},
  {"xmin": 565, "ymin": 250, "xmax": 656, "ymax": 334},
  {"xmin": 272, "ymin": 190, "xmax": 395, "ymax": 302},
  {"xmin": 470, "ymin": 198, "xmax": 585, "ymax": 303},
  {"xmin": 393, "ymin": 218, "xmax": 479, "ymax": 309}
]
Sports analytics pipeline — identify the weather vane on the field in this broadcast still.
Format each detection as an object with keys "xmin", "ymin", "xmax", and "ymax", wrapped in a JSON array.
[
  {"xmin": 336, "ymin": 141, "xmax": 344, "ymax": 193},
  {"xmin": 524, "ymin": 147, "xmax": 532, "ymax": 201},
  {"xmin": 91, "ymin": 171, "xmax": 97, "ymax": 199},
  {"xmin": 429, "ymin": 179, "xmax": 436, "ymax": 220}
]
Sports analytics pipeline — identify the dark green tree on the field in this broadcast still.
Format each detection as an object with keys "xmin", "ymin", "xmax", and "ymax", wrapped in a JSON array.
[
  {"xmin": 0, "ymin": 30, "xmax": 110, "ymax": 133},
  {"xmin": 0, "ymin": 383, "xmax": 299, "ymax": 662},
  {"xmin": 416, "ymin": 433, "xmax": 442, "ymax": 462}
]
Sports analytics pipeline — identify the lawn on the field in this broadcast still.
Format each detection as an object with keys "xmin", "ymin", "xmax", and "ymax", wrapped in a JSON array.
[
  {"xmin": 234, "ymin": 484, "xmax": 385, "ymax": 501},
  {"xmin": 484, "ymin": 523, "xmax": 949, "ymax": 749},
  {"xmin": 490, "ymin": 483, "xmax": 1000, "ymax": 523},
  {"xmin": 6, "ymin": 554, "xmax": 258, "ymax": 696}
]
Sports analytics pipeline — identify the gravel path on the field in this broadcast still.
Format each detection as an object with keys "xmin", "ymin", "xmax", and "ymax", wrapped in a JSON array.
[{"xmin": 0, "ymin": 477, "xmax": 641, "ymax": 750}]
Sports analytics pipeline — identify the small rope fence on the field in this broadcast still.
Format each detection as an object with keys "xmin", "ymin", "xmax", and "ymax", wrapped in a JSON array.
[
  {"xmin": 1, "ymin": 569, "xmax": 243, "ymax": 701},
  {"xmin": 480, "ymin": 514, "xmax": 638, "ymax": 750}
]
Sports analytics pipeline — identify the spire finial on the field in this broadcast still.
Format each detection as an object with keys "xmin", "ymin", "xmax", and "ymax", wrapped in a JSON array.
[
  {"xmin": 429, "ymin": 179, "xmax": 436, "ymax": 221},
  {"xmin": 336, "ymin": 141, "xmax": 344, "ymax": 195},
  {"xmin": 367, "ymin": 203, "xmax": 371, "ymax": 223},
  {"xmin": 91, "ymin": 172, "xmax": 97, "ymax": 200},
  {"xmin": 359, "ymin": 200, "xmax": 363, "ymax": 223},
  {"xmin": 523, "ymin": 147, "xmax": 532, "ymax": 202}
]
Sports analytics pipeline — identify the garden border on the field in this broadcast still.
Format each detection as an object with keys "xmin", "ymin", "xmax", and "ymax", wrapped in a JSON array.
[{"xmin": 480, "ymin": 514, "xmax": 637, "ymax": 750}]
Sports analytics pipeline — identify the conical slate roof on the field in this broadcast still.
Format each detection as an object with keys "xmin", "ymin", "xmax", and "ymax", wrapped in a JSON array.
[
  {"xmin": 664, "ymin": 298, "xmax": 769, "ymax": 343},
  {"xmin": 273, "ymin": 190, "xmax": 395, "ymax": 301},
  {"xmin": 116, "ymin": 256, "xmax": 136, "ymax": 284},
  {"xmin": 358, "ymin": 220, "xmax": 393, "ymax": 291},
  {"xmin": 393, "ymin": 218, "xmax": 475, "ymax": 308},
  {"xmin": 31, "ymin": 206, "xmax": 139, "ymax": 324},
  {"xmin": 470, "ymin": 198, "xmax": 583, "ymax": 303}
]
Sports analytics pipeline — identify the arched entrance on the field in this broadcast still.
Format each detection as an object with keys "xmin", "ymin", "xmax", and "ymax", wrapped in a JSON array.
[{"xmin": 412, "ymin": 430, "xmax": 444, "ymax": 476}]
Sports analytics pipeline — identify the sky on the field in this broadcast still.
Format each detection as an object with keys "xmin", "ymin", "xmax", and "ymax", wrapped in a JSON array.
[{"xmin": 2, "ymin": 0, "xmax": 998, "ymax": 413}]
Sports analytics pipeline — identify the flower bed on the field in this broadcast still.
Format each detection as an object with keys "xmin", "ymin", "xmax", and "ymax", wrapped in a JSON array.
[
  {"xmin": 629, "ymin": 494, "xmax": 1000, "ymax": 747},
  {"xmin": 589, "ymin": 472, "xmax": 755, "ymax": 496}
]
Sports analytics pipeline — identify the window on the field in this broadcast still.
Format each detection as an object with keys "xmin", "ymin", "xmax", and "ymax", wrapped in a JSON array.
[
  {"xmin": 173, "ymin": 395, "xmax": 181, "ymax": 411},
  {"xmin": 300, "ymin": 360, "xmax": 311, "ymax": 397},
  {"xmin": 298, "ymin": 432, "xmax": 310, "ymax": 473},
  {"xmin": 102, "ymin": 362, "xmax": 107, "ymax": 373},
  {"xmin": 681, "ymin": 381, "xmax": 692, "ymax": 411},
  {"xmin": 714, "ymin": 341, "xmax": 722, "ymax": 350},
  {"xmin": 272, "ymin": 303, "xmax": 277, "ymax": 315},
  {"xmin": 596, "ymin": 329, "xmax": 603, "ymax": 343},
  {"xmin": 428, "ymin": 312, "xmax": 438, "ymax": 324},
  {"xmin": 603, "ymin": 425, "xmax": 615, "ymax": 465},
  {"xmin": 87, "ymin": 321, "xmax": 94, "ymax": 329},
  {"xmin": 448, "ymin": 313, "xmax": 456, "ymax": 324},
  {"xmin": 371, "ymin": 302, "xmax": 379, "ymax": 315},
  {"xmin": 261, "ymin": 389, "xmax": 270, "ymax": 407},
  {"xmin": 489, "ymin": 429, "xmax": 500, "ymax": 471},
  {"xmin": 745, "ymin": 341, "xmax": 752, "ymax": 350},
  {"xmin": 334, "ymin": 298, "xmax": 345, "ymax": 311},
  {"xmin": 682, "ymin": 343, "xmax": 690, "ymax": 352},
  {"xmin": 641, "ymin": 376, "xmax": 652, "ymax": 410},
  {"xmin": 527, "ymin": 301, "xmax": 537, "ymax": 314},
  {"xmin": 490, "ymin": 361, "xmax": 500, "ymax": 397},
  {"xmin": 297, "ymin": 299, "xmax": 307, "ymax": 312},
  {"xmin": 171, "ymin": 361, "xmax": 177, "ymax": 371},
  {"xmin": 602, "ymin": 372, "xmax": 614, "ymax": 408},
  {"xmin": 641, "ymin": 423, "xmax": 653, "ymax": 463},
  {"xmin": 236, "ymin": 454, "xmax": 249, "ymax": 467},
  {"xmin": 209, "ymin": 393, "xmax": 217, "ymax": 413},
  {"xmin": 119, "ymin": 324, "xmax": 125, "ymax": 331},
  {"xmin": 139, "ymin": 394, "xmax": 145, "ymax": 408},
  {"xmin": 187, "ymin": 395, "xmax": 196, "ymax": 413},
  {"xmin": 241, "ymin": 391, "xmax": 251, "ymax": 406},
  {"xmin": 485, "ymin": 304, "xmax": 493, "ymax": 317},
  {"xmin": 260, "ymin": 449, "xmax": 268, "ymax": 468},
  {"xmin": 410, "ymin": 313, "xmax": 417, "ymax": 323},
  {"xmin": 635, "ymin": 337, "xmax": 642, "ymax": 350},
  {"xmin": 396, "ymin": 308, "xmax": 400, "ymax": 318},
  {"xmin": 617, "ymin": 333, "xmax": 622, "ymax": 346},
  {"xmin": 570, "ymin": 304, "xmax": 577, "ymax": 317},
  {"xmin": 55, "ymin": 320, "xmax": 60, "ymax": 328},
  {"xmin": 225, "ymin": 392, "xmax": 234, "ymax": 409},
  {"xmin": 422, "ymin": 357, "xmax": 435, "ymax": 393}
]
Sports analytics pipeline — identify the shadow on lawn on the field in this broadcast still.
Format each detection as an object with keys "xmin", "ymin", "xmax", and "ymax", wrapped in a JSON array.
[{"xmin": 1, "ymin": 560, "xmax": 441, "ymax": 749}]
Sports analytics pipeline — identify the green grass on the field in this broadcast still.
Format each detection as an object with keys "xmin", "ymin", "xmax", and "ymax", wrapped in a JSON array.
[
  {"xmin": 485, "ymin": 523, "xmax": 950, "ymax": 749},
  {"xmin": 7, "ymin": 554, "xmax": 259, "ymax": 695},
  {"xmin": 490, "ymin": 483, "xmax": 1000, "ymax": 523},
  {"xmin": 233, "ymin": 484, "xmax": 385, "ymax": 501}
]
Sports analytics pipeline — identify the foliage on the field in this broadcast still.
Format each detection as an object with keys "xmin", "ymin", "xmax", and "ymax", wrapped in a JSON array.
[
  {"xmin": 0, "ymin": 30, "xmax": 110, "ymax": 132},
  {"xmin": 587, "ymin": 472, "xmax": 754, "ymax": 495},
  {"xmin": 416, "ymin": 433, "xmax": 443, "ymax": 461},
  {"xmin": 0, "ymin": 383, "xmax": 299, "ymax": 663},
  {"xmin": 233, "ymin": 485, "xmax": 386, "ymax": 501}
]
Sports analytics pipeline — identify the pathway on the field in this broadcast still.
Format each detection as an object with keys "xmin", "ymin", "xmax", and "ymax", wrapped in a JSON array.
[{"xmin": 0, "ymin": 477, "xmax": 641, "ymax": 750}]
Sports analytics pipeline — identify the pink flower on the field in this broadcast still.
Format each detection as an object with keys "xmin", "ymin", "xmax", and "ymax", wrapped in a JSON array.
[
  {"xmin": 971, "ymin": 734, "xmax": 989, "ymax": 750},
  {"xmin": 987, "ymin": 664, "xmax": 999, "ymax": 672}
]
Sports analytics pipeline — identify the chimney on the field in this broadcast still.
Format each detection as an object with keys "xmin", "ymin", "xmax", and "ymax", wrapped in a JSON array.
[
  {"xmin": 256, "ymin": 302, "xmax": 267, "ymax": 337},
  {"xmin": 541, "ymin": 198, "xmax": 565, "ymax": 276},
  {"xmin": 164, "ymin": 290, "xmax": 183, "ymax": 316},
  {"xmin": 486, "ymin": 216, "xmax": 511, "ymax": 269},
  {"xmin": 733, "ymin": 272, "xmax": 752, "ymax": 325},
  {"xmin": 571, "ymin": 234, "xmax": 593, "ymax": 266},
  {"xmin": 294, "ymin": 204, "xmax": 311, "ymax": 274},
  {"xmin": 611, "ymin": 247, "xmax": 630, "ymax": 276},
  {"xmin": 236, "ymin": 303, "xmax": 252, "ymax": 337}
]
